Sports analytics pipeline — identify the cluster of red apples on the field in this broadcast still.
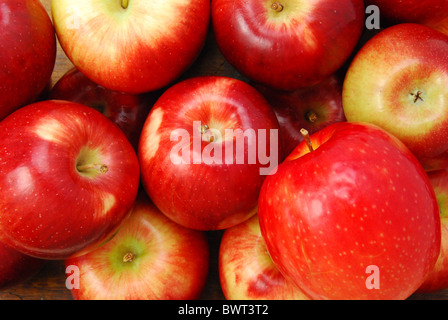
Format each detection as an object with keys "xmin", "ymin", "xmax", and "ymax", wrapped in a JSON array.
[{"xmin": 1, "ymin": 0, "xmax": 448, "ymax": 301}]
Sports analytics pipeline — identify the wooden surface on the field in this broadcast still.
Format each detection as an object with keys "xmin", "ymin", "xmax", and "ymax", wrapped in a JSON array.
[{"xmin": 0, "ymin": 0, "xmax": 447, "ymax": 300}]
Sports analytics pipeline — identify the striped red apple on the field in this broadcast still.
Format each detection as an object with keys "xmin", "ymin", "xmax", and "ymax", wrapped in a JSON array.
[
  {"xmin": 139, "ymin": 76, "xmax": 281, "ymax": 231},
  {"xmin": 219, "ymin": 214, "xmax": 310, "ymax": 300},
  {"xmin": 65, "ymin": 194, "xmax": 210, "ymax": 300},
  {"xmin": 212, "ymin": 0, "xmax": 365, "ymax": 90},
  {"xmin": 51, "ymin": 0, "xmax": 210, "ymax": 94},
  {"xmin": 258, "ymin": 122, "xmax": 441, "ymax": 299},
  {"xmin": 0, "ymin": 100, "xmax": 140, "ymax": 259},
  {"xmin": 0, "ymin": 0, "xmax": 56, "ymax": 120},
  {"xmin": 343, "ymin": 23, "xmax": 448, "ymax": 171}
]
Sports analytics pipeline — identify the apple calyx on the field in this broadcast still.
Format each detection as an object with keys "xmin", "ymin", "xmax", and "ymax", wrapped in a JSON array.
[
  {"xmin": 271, "ymin": 2, "xmax": 284, "ymax": 12},
  {"xmin": 122, "ymin": 252, "xmax": 135, "ymax": 263},
  {"xmin": 410, "ymin": 90, "xmax": 424, "ymax": 103},
  {"xmin": 300, "ymin": 128, "xmax": 314, "ymax": 152},
  {"xmin": 121, "ymin": 0, "xmax": 129, "ymax": 9}
]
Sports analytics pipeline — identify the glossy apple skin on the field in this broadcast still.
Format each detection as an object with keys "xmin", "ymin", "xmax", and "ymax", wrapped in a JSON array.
[
  {"xmin": 254, "ymin": 74, "xmax": 346, "ymax": 159},
  {"xmin": 258, "ymin": 122, "xmax": 441, "ymax": 300},
  {"xmin": 343, "ymin": 24, "xmax": 448, "ymax": 172},
  {"xmin": 51, "ymin": 0, "xmax": 210, "ymax": 94},
  {"xmin": 0, "ymin": 241, "xmax": 45, "ymax": 289},
  {"xmin": 65, "ymin": 193, "xmax": 210, "ymax": 300},
  {"xmin": 139, "ymin": 76, "xmax": 280, "ymax": 231},
  {"xmin": 211, "ymin": 0, "xmax": 365, "ymax": 91},
  {"xmin": 49, "ymin": 67, "xmax": 159, "ymax": 150},
  {"xmin": 219, "ymin": 214, "xmax": 310, "ymax": 300},
  {"xmin": 365, "ymin": 0, "xmax": 448, "ymax": 35},
  {"xmin": 0, "ymin": 100, "xmax": 140, "ymax": 259},
  {"xmin": 0, "ymin": 0, "xmax": 56, "ymax": 120},
  {"xmin": 417, "ymin": 169, "xmax": 448, "ymax": 293}
]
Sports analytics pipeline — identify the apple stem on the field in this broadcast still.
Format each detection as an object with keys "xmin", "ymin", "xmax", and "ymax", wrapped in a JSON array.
[
  {"xmin": 200, "ymin": 124, "xmax": 209, "ymax": 134},
  {"xmin": 76, "ymin": 163, "xmax": 109, "ymax": 174},
  {"xmin": 123, "ymin": 252, "xmax": 135, "ymax": 263},
  {"xmin": 121, "ymin": 0, "xmax": 129, "ymax": 9},
  {"xmin": 300, "ymin": 128, "xmax": 314, "ymax": 152},
  {"xmin": 200, "ymin": 124, "xmax": 215, "ymax": 143},
  {"xmin": 271, "ymin": 2, "xmax": 284, "ymax": 12}
]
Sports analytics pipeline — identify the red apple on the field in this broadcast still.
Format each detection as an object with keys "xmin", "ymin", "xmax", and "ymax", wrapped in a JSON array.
[
  {"xmin": 49, "ymin": 67, "xmax": 160, "ymax": 150},
  {"xmin": 258, "ymin": 122, "xmax": 441, "ymax": 300},
  {"xmin": 0, "ymin": 0, "xmax": 56, "ymax": 120},
  {"xmin": 0, "ymin": 100, "xmax": 140, "ymax": 259},
  {"xmin": 211, "ymin": 0, "xmax": 365, "ymax": 91},
  {"xmin": 417, "ymin": 169, "xmax": 448, "ymax": 294},
  {"xmin": 51, "ymin": 0, "xmax": 210, "ymax": 94},
  {"xmin": 0, "ymin": 241, "xmax": 45, "ymax": 289},
  {"xmin": 65, "ymin": 193, "xmax": 210, "ymax": 300},
  {"xmin": 138, "ymin": 76, "xmax": 281, "ymax": 231},
  {"xmin": 343, "ymin": 23, "xmax": 448, "ymax": 172},
  {"xmin": 365, "ymin": 0, "xmax": 448, "ymax": 35},
  {"xmin": 219, "ymin": 214, "xmax": 310, "ymax": 300},
  {"xmin": 254, "ymin": 74, "xmax": 346, "ymax": 159}
]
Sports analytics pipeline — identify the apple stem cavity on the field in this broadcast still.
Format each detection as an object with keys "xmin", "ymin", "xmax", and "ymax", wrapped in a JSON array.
[
  {"xmin": 306, "ymin": 111, "xmax": 318, "ymax": 124},
  {"xmin": 76, "ymin": 163, "xmax": 109, "ymax": 174},
  {"xmin": 300, "ymin": 128, "xmax": 314, "ymax": 152},
  {"xmin": 122, "ymin": 252, "xmax": 135, "ymax": 263},
  {"xmin": 121, "ymin": 0, "xmax": 129, "ymax": 9},
  {"xmin": 271, "ymin": 2, "xmax": 284, "ymax": 12}
]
